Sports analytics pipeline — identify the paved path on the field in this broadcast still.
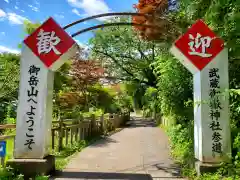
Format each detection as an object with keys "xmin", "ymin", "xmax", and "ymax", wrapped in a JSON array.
[{"xmin": 53, "ymin": 117, "xmax": 185, "ymax": 180}]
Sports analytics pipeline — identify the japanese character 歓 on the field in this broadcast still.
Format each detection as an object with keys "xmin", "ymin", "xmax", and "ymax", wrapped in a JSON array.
[{"xmin": 37, "ymin": 29, "xmax": 61, "ymax": 55}]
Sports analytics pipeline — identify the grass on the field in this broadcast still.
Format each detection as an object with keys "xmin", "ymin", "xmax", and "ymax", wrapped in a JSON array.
[
  {"xmin": 5, "ymin": 138, "xmax": 14, "ymax": 163},
  {"xmin": 0, "ymin": 135, "xmax": 102, "ymax": 180},
  {"xmin": 0, "ymin": 129, "xmax": 111, "ymax": 180},
  {"xmin": 2, "ymin": 134, "xmax": 101, "ymax": 169},
  {"xmin": 161, "ymin": 122, "xmax": 240, "ymax": 180},
  {"xmin": 53, "ymin": 136, "xmax": 102, "ymax": 170},
  {"xmin": 0, "ymin": 114, "xmax": 126, "ymax": 179}
]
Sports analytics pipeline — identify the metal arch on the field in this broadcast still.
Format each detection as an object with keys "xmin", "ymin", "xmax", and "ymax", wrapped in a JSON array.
[{"xmin": 63, "ymin": 12, "xmax": 151, "ymax": 30}]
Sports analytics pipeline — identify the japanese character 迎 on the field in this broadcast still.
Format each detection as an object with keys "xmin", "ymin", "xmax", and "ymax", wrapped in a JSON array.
[{"xmin": 188, "ymin": 33, "xmax": 212, "ymax": 58}]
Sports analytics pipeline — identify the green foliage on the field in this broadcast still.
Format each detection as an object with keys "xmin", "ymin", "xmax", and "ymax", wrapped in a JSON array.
[
  {"xmin": 153, "ymin": 52, "xmax": 193, "ymax": 124},
  {"xmin": 0, "ymin": 167, "xmax": 24, "ymax": 180},
  {"xmin": 165, "ymin": 122, "xmax": 194, "ymax": 168},
  {"xmin": 53, "ymin": 140, "xmax": 87, "ymax": 170},
  {"xmin": 153, "ymin": 0, "xmax": 240, "ymax": 179},
  {"xmin": 114, "ymin": 84, "xmax": 134, "ymax": 113},
  {"xmin": 0, "ymin": 53, "xmax": 20, "ymax": 121},
  {"xmin": 124, "ymin": 82, "xmax": 146, "ymax": 109},
  {"xmin": 87, "ymin": 84, "xmax": 117, "ymax": 113},
  {"xmin": 23, "ymin": 20, "xmax": 41, "ymax": 35},
  {"xmin": 142, "ymin": 87, "xmax": 158, "ymax": 117},
  {"xmin": 82, "ymin": 109, "xmax": 104, "ymax": 118},
  {"xmin": 89, "ymin": 17, "xmax": 159, "ymax": 90},
  {"xmin": 0, "ymin": 53, "xmax": 20, "ymax": 101},
  {"xmin": 179, "ymin": 0, "xmax": 240, "ymax": 90},
  {"xmin": 0, "ymin": 138, "xmax": 94, "ymax": 179}
]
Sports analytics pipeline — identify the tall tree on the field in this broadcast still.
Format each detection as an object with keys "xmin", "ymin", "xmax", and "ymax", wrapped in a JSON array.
[
  {"xmin": 0, "ymin": 53, "xmax": 20, "ymax": 101},
  {"xmin": 89, "ymin": 17, "xmax": 160, "ymax": 88},
  {"xmin": 70, "ymin": 55, "xmax": 105, "ymax": 110}
]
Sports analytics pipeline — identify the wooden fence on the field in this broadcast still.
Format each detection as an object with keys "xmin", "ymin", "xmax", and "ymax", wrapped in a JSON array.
[{"xmin": 0, "ymin": 112, "xmax": 130, "ymax": 152}]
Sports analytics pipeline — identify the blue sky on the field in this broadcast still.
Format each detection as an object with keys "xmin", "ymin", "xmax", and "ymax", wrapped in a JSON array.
[{"xmin": 0, "ymin": 0, "xmax": 137, "ymax": 54}]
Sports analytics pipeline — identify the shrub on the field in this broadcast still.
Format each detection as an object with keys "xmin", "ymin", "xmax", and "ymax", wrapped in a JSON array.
[{"xmin": 165, "ymin": 121, "xmax": 194, "ymax": 168}]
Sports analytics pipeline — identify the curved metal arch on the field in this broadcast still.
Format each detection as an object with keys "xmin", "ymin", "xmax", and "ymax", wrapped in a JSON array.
[{"xmin": 63, "ymin": 12, "xmax": 151, "ymax": 30}]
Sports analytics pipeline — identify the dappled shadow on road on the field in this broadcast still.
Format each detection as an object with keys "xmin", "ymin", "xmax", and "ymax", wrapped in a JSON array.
[
  {"xmin": 88, "ymin": 136, "xmax": 118, "ymax": 147},
  {"xmin": 126, "ymin": 117, "xmax": 156, "ymax": 128},
  {"xmin": 117, "ymin": 162, "xmax": 183, "ymax": 178},
  {"xmin": 52, "ymin": 170, "xmax": 184, "ymax": 179},
  {"xmin": 153, "ymin": 163, "xmax": 182, "ymax": 177},
  {"xmin": 88, "ymin": 117, "xmax": 157, "ymax": 147},
  {"xmin": 53, "ymin": 171, "xmax": 153, "ymax": 180}
]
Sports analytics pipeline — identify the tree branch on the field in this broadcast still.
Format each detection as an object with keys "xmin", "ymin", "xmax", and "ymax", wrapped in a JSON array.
[
  {"xmin": 136, "ymin": 42, "xmax": 151, "ymax": 62},
  {"xmin": 93, "ymin": 49, "xmax": 155, "ymax": 87},
  {"xmin": 93, "ymin": 49, "xmax": 135, "ymax": 77}
]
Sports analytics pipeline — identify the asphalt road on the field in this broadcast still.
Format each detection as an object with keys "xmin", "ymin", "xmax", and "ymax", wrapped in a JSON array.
[{"xmin": 52, "ymin": 117, "xmax": 185, "ymax": 180}]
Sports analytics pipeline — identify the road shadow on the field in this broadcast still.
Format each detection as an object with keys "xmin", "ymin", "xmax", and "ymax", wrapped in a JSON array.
[
  {"xmin": 53, "ymin": 171, "xmax": 153, "ymax": 180},
  {"xmin": 153, "ymin": 163, "xmax": 182, "ymax": 177},
  {"xmin": 127, "ymin": 117, "xmax": 156, "ymax": 128},
  {"xmin": 116, "ymin": 162, "xmax": 183, "ymax": 178},
  {"xmin": 52, "ymin": 170, "xmax": 184, "ymax": 179},
  {"xmin": 87, "ymin": 117, "xmax": 157, "ymax": 147},
  {"xmin": 88, "ymin": 136, "xmax": 118, "ymax": 147}
]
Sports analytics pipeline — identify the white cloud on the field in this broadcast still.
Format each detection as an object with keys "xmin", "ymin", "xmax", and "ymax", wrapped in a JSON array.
[
  {"xmin": 4, "ymin": 0, "xmax": 9, "ymax": 3},
  {"xmin": 72, "ymin": 8, "xmax": 81, "ymax": 16},
  {"xmin": 54, "ymin": 14, "xmax": 65, "ymax": 19},
  {"xmin": 67, "ymin": 0, "xmax": 111, "ymax": 21},
  {"xmin": 7, "ymin": 13, "xmax": 28, "ymax": 25},
  {"xmin": 0, "ymin": 9, "xmax": 28, "ymax": 25},
  {"xmin": 15, "ymin": 6, "xmax": 19, "ymax": 10},
  {"xmin": 28, "ymin": 4, "xmax": 39, "ymax": 12},
  {"xmin": 0, "ymin": 45, "xmax": 20, "ymax": 54},
  {"xmin": 0, "ymin": 9, "xmax": 7, "ymax": 18},
  {"xmin": 21, "ymin": 9, "xmax": 25, "ymax": 13}
]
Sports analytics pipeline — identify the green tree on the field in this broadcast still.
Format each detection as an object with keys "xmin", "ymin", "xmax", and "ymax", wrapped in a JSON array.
[
  {"xmin": 0, "ymin": 53, "xmax": 20, "ymax": 121},
  {"xmin": 89, "ymin": 17, "xmax": 160, "ymax": 88},
  {"xmin": 177, "ymin": 0, "xmax": 240, "ymax": 89},
  {"xmin": 152, "ymin": 0, "xmax": 240, "ymax": 176},
  {"xmin": 0, "ymin": 53, "xmax": 20, "ymax": 101}
]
